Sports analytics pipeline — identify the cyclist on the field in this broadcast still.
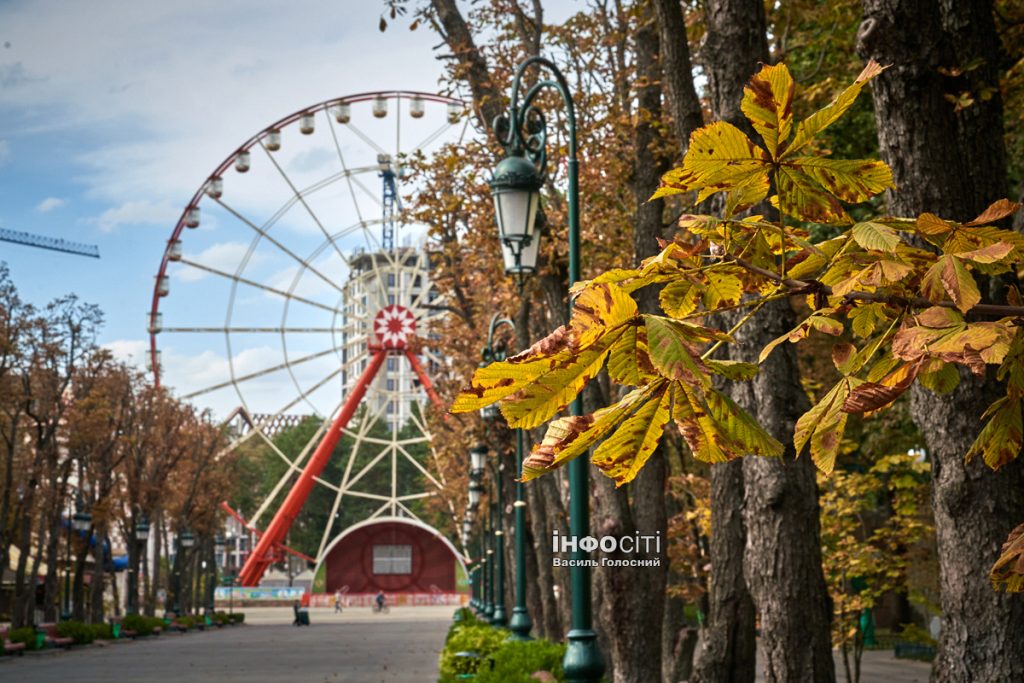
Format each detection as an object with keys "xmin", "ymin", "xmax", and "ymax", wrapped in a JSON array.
[{"xmin": 375, "ymin": 590, "xmax": 386, "ymax": 612}]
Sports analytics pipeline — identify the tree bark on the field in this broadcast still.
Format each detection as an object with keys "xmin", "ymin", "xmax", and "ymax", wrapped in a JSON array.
[
  {"xmin": 690, "ymin": 459, "xmax": 757, "ymax": 683},
  {"xmin": 734, "ymin": 310, "xmax": 835, "ymax": 683},
  {"xmin": 590, "ymin": 6, "xmax": 671, "ymax": 681},
  {"xmin": 858, "ymin": 2, "xmax": 1024, "ymax": 681},
  {"xmin": 697, "ymin": 2, "xmax": 836, "ymax": 681},
  {"xmin": 652, "ymin": 0, "xmax": 704, "ymax": 149}
]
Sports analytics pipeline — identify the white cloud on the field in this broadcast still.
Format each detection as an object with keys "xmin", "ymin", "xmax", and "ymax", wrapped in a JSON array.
[
  {"xmin": 35, "ymin": 196, "xmax": 65, "ymax": 212},
  {"xmin": 177, "ymin": 241, "xmax": 267, "ymax": 282},
  {"xmin": 92, "ymin": 199, "xmax": 179, "ymax": 232},
  {"xmin": 104, "ymin": 338, "xmax": 149, "ymax": 366}
]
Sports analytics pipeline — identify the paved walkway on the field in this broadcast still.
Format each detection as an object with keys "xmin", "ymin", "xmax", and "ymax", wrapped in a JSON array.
[
  {"xmin": 0, "ymin": 606, "xmax": 454, "ymax": 683},
  {"xmin": 2, "ymin": 606, "xmax": 934, "ymax": 682}
]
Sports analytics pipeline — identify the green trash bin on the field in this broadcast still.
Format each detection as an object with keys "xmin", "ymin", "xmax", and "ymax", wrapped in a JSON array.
[
  {"xmin": 34, "ymin": 628, "xmax": 46, "ymax": 650},
  {"xmin": 112, "ymin": 622, "xmax": 121, "ymax": 639}
]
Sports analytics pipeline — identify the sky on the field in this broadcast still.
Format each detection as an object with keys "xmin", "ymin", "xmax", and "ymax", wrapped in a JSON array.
[{"xmin": 0, "ymin": 0, "xmax": 579, "ymax": 419}]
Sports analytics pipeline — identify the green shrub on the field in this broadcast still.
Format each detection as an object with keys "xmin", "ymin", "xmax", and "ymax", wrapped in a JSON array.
[
  {"xmin": 123, "ymin": 614, "xmax": 162, "ymax": 636},
  {"xmin": 438, "ymin": 624, "xmax": 508, "ymax": 678},
  {"xmin": 229, "ymin": 613, "xmax": 245, "ymax": 624},
  {"xmin": 475, "ymin": 639, "xmax": 566, "ymax": 683},
  {"xmin": 9, "ymin": 627, "xmax": 41, "ymax": 650},
  {"xmin": 90, "ymin": 623, "xmax": 113, "ymax": 640},
  {"xmin": 56, "ymin": 620, "xmax": 95, "ymax": 645},
  {"xmin": 176, "ymin": 615, "xmax": 194, "ymax": 629}
]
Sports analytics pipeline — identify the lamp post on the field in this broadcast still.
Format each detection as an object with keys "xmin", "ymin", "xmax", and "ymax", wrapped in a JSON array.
[
  {"xmin": 489, "ymin": 56, "xmax": 603, "ymax": 681},
  {"xmin": 213, "ymin": 534, "xmax": 226, "ymax": 614},
  {"xmin": 173, "ymin": 528, "xmax": 195, "ymax": 616},
  {"xmin": 480, "ymin": 314, "xmax": 532, "ymax": 639},
  {"xmin": 64, "ymin": 497, "xmax": 91, "ymax": 620},
  {"xmin": 128, "ymin": 515, "xmax": 150, "ymax": 615}
]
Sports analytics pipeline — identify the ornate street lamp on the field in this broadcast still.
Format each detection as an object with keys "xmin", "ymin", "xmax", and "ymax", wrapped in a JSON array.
[
  {"xmin": 468, "ymin": 481, "xmax": 484, "ymax": 508},
  {"xmin": 490, "ymin": 155, "xmax": 543, "ymax": 281},
  {"xmin": 469, "ymin": 445, "xmax": 488, "ymax": 483},
  {"xmin": 488, "ymin": 56, "xmax": 603, "ymax": 681},
  {"xmin": 63, "ymin": 497, "xmax": 91, "ymax": 620},
  {"xmin": 128, "ymin": 515, "xmax": 150, "ymax": 615}
]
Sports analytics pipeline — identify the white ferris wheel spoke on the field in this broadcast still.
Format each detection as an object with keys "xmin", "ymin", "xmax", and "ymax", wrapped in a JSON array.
[
  {"xmin": 183, "ymin": 346, "xmax": 339, "ymax": 399},
  {"xmin": 177, "ymin": 258, "xmax": 341, "ymax": 315},
  {"xmin": 258, "ymin": 136, "xmax": 349, "ymax": 268}
]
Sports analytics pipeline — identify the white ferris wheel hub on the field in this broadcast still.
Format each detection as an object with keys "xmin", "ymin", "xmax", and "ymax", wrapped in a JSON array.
[{"xmin": 374, "ymin": 304, "xmax": 416, "ymax": 349}]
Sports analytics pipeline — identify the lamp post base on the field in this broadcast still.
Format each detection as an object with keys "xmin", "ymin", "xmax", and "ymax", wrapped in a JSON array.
[
  {"xmin": 507, "ymin": 607, "xmax": 533, "ymax": 641},
  {"xmin": 563, "ymin": 628, "xmax": 605, "ymax": 683},
  {"xmin": 490, "ymin": 604, "xmax": 507, "ymax": 627}
]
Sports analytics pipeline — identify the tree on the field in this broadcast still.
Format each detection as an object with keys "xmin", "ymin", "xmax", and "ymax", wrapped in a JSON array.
[
  {"xmin": 856, "ymin": 1, "xmax": 1024, "ymax": 679},
  {"xmin": 453, "ymin": 58, "xmax": 1024, "ymax": 681}
]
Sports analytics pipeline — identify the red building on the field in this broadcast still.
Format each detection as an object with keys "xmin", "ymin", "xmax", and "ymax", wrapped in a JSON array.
[{"xmin": 321, "ymin": 518, "xmax": 464, "ymax": 596}]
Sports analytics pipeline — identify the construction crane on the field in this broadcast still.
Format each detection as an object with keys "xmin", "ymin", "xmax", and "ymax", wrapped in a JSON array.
[{"xmin": 0, "ymin": 227, "xmax": 100, "ymax": 259}]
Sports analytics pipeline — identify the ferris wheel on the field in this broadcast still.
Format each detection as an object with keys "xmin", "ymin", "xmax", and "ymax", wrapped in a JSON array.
[{"xmin": 147, "ymin": 91, "xmax": 469, "ymax": 586}]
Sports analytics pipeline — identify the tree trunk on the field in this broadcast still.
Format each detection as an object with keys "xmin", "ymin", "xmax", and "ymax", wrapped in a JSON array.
[
  {"xmin": 698, "ymin": 2, "xmax": 836, "ymax": 681},
  {"xmin": 652, "ymin": 0, "xmax": 704, "ymax": 149},
  {"xmin": 690, "ymin": 461, "xmax": 757, "ymax": 683},
  {"xmin": 590, "ymin": 6, "xmax": 671, "ymax": 681},
  {"xmin": 734, "ymin": 309, "xmax": 835, "ymax": 682},
  {"xmin": 858, "ymin": 2, "xmax": 1024, "ymax": 681},
  {"xmin": 90, "ymin": 522, "xmax": 107, "ymax": 623}
]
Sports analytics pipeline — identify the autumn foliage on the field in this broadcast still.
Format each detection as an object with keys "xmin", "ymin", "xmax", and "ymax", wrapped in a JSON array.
[{"xmin": 451, "ymin": 61, "xmax": 1024, "ymax": 591}]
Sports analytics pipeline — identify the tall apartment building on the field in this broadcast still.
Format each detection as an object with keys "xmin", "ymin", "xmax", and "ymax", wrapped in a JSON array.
[{"xmin": 339, "ymin": 247, "xmax": 437, "ymax": 431}]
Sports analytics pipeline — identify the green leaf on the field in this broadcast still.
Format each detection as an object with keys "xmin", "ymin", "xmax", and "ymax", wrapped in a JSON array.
[
  {"xmin": 706, "ymin": 389, "xmax": 784, "ymax": 458},
  {"xmin": 500, "ymin": 329, "xmax": 624, "ymax": 430},
  {"xmin": 520, "ymin": 383, "xmax": 656, "ymax": 481},
  {"xmin": 653, "ymin": 121, "xmax": 770, "ymax": 213},
  {"xmin": 851, "ymin": 221, "xmax": 902, "ymax": 253},
  {"xmin": 592, "ymin": 384, "xmax": 673, "ymax": 486},
  {"xmin": 569, "ymin": 282, "xmax": 638, "ymax": 350},
  {"xmin": 705, "ymin": 359, "xmax": 759, "ymax": 381},
  {"xmin": 741, "ymin": 62, "xmax": 796, "ymax": 159},
  {"xmin": 966, "ymin": 396, "xmax": 1023, "ymax": 471},
  {"xmin": 644, "ymin": 316, "xmax": 712, "ymax": 387},
  {"xmin": 794, "ymin": 378, "xmax": 861, "ymax": 473},
  {"xmin": 784, "ymin": 60, "xmax": 885, "ymax": 156},
  {"xmin": 991, "ymin": 522, "xmax": 1024, "ymax": 592}
]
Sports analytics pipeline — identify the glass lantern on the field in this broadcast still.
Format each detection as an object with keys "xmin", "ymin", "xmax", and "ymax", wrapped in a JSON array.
[{"xmin": 489, "ymin": 155, "xmax": 543, "ymax": 275}]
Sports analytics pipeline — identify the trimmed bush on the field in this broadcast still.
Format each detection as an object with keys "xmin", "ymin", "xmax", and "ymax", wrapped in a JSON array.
[
  {"xmin": 123, "ymin": 614, "xmax": 163, "ymax": 636},
  {"xmin": 9, "ymin": 627, "xmax": 42, "ymax": 651},
  {"xmin": 228, "ymin": 613, "xmax": 245, "ymax": 624},
  {"xmin": 475, "ymin": 639, "xmax": 566, "ymax": 683},
  {"xmin": 56, "ymin": 620, "xmax": 95, "ymax": 645},
  {"xmin": 176, "ymin": 615, "xmax": 195, "ymax": 629},
  {"xmin": 90, "ymin": 623, "xmax": 113, "ymax": 640},
  {"xmin": 438, "ymin": 624, "xmax": 508, "ymax": 679}
]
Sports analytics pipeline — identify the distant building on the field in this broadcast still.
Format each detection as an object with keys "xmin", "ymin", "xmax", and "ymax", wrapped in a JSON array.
[{"xmin": 340, "ymin": 247, "xmax": 438, "ymax": 431}]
